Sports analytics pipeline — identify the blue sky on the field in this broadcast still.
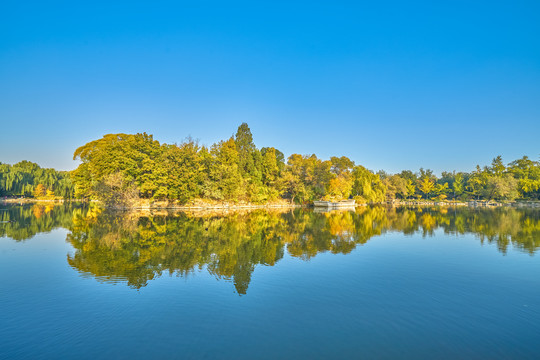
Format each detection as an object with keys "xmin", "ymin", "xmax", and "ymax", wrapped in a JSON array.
[{"xmin": 1, "ymin": 0, "xmax": 539, "ymax": 174}]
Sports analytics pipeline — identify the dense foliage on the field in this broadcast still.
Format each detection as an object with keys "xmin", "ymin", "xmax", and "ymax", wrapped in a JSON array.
[
  {"xmin": 379, "ymin": 154, "xmax": 540, "ymax": 202},
  {"xmin": 2, "ymin": 124, "xmax": 538, "ymax": 203},
  {"xmin": 70, "ymin": 124, "xmax": 540, "ymax": 205},
  {"xmin": 0, "ymin": 161, "xmax": 74, "ymax": 199}
]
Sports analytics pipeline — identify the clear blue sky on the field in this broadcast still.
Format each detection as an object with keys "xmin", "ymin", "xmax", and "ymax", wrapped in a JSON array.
[{"xmin": 1, "ymin": 0, "xmax": 539, "ymax": 174}]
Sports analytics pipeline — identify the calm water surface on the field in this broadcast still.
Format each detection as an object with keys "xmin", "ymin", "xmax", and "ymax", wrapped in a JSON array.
[{"xmin": 1, "ymin": 204, "xmax": 540, "ymax": 359}]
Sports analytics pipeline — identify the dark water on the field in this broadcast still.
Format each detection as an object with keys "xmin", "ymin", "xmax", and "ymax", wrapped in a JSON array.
[{"xmin": 1, "ymin": 204, "xmax": 540, "ymax": 359}]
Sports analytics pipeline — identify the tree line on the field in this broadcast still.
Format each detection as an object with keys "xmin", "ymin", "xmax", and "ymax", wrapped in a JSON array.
[
  {"xmin": 379, "ymin": 154, "xmax": 540, "ymax": 202},
  {"xmin": 0, "ymin": 160, "xmax": 74, "ymax": 199},
  {"xmin": 71, "ymin": 123, "xmax": 540, "ymax": 204},
  {"xmin": 1, "ymin": 123, "xmax": 539, "ymax": 203}
]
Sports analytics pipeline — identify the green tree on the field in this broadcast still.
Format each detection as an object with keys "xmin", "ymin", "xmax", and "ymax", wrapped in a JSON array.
[
  {"xmin": 453, "ymin": 173, "xmax": 464, "ymax": 199},
  {"xmin": 161, "ymin": 139, "xmax": 204, "ymax": 203},
  {"xmin": 234, "ymin": 123, "xmax": 266, "ymax": 202},
  {"xmin": 484, "ymin": 174, "xmax": 519, "ymax": 201},
  {"xmin": 508, "ymin": 156, "xmax": 540, "ymax": 199},
  {"xmin": 490, "ymin": 155, "xmax": 506, "ymax": 177},
  {"xmin": 351, "ymin": 165, "xmax": 386, "ymax": 203},
  {"xmin": 434, "ymin": 182, "xmax": 449, "ymax": 200},
  {"xmin": 261, "ymin": 147, "xmax": 285, "ymax": 200},
  {"xmin": 210, "ymin": 137, "xmax": 245, "ymax": 201},
  {"xmin": 72, "ymin": 133, "xmax": 162, "ymax": 199}
]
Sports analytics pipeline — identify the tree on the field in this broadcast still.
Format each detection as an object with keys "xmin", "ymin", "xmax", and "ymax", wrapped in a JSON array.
[
  {"xmin": 351, "ymin": 165, "xmax": 386, "ymax": 203},
  {"xmin": 466, "ymin": 166, "xmax": 486, "ymax": 200},
  {"xmin": 330, "ymin": 156, "xmax": 355, "ymax": 176},
  {"xmin": 33, "ymin": 184, "xmax": 46, "ymax": 198},
  {"xmin": 94, "ymin": 173, "xmax": 140, "ymax": 208},
  {"xmin": 261, "ymin": 147, "xmax": 285, "ymax": 200},
  {"xmin": 161, "ymin": 139, "xmax": 204, "ymax": 203},
  {"xmin": 284, "ymin": 154, "xmax": 315, "ymax": 202},
  {"xmin": 383, "ymin": 174, "xmax": 409, "ymax": 200},
  {"xmin": 281, "ymin": 170, "xmax": 306, "ymax": 204},
  {"xmin": 72, "ymin": 133, "xmax": 163, "ymax": 199},
  {"xmin": 484, "ymin": 174, "xmax": 519, "ymax": 201},
  {"xmin": 210, "ymin": 137, "xmax": 245, "ymax": 201},
  {"xmin": 434, "ymin": 182, "xmax": 449, "ymax": 200},
  {"xmin": 508, "ymin": 156, "xmax": 540, "ymax": 199},
  {"xmin": 453, "ymin": 173, "xmax": 464, "ymax": 199},
  {"xmin": 418, "ymin": 177, "xmax": 435, "ymax": 199},
  {"xmin": 235, "ymin": 123, "xmax": 257, "ymax": 175},
  {"xmin": 234, "ymin": 123, "xmax": 266, "ymax": 202},
  {"xmin": 327, "ymin": 175, "xmax": 353, "ymax": 200},
  {"xmin": 490, "ymin": 155, "xmax": 506, "ymax": 177}
]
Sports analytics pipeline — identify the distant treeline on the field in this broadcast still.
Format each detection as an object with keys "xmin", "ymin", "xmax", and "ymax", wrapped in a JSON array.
[
  {"xmin": 1, "ymin": 123, "xmax": 539, "ymax": 204},
  {"xmin": 0, "ymin": 161, "xmax": 73, "ymax": 199}
]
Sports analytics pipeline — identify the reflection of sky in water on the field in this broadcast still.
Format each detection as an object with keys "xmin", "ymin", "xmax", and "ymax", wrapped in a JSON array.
[{"xmin": 1, "ymin": 205, "xmax": 540, "ymax": 358}]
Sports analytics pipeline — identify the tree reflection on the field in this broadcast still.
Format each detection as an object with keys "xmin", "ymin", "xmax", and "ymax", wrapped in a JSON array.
[
  {"xmin": 0, "ymin": 203, "xmax": 87, "ymax": 241},
  {"xmin": 2, "ymin": 204, "xmax": 539, "ymax": 293},
  {"xmin": 66, "ymin": 209, "xmax": 288, "ymax": 293}
]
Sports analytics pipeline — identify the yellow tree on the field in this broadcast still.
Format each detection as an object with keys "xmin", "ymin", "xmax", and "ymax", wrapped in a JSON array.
[
  {"xmin": 33, "ymin": 184, "xmax": 46, "ymax": 198},
  {"xmin": 418, "ymin": 177, "xmax": 435, "ymax": 199},
  {"xmin": 326, "ymin": 175, "xmax": 353, "ymax": 200},
  {"xmin": 406, "ymin": 179, "xmax": 416, "ymax": 199}
]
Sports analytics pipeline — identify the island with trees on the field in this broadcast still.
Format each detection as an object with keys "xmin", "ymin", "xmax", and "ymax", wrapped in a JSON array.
[{"xmin": 1, "ymin": 123, "xmax": 539, "ymax": 207}]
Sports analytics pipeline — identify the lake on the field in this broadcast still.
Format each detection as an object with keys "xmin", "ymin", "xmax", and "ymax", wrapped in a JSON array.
[{"xmin": 1, "ymin": 204, "xmax": 540, "ymax": 359}]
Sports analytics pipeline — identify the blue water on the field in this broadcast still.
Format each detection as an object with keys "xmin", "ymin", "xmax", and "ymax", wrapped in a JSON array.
[{"xmin": 1, "ymin": 206, "xmax": 540, "ymax": 359}]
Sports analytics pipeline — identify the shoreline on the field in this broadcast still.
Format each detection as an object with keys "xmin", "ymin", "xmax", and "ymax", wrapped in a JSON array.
[{"xmin": 1, "ymin": 198, "xmax": 539, "ymax": 209}]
